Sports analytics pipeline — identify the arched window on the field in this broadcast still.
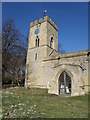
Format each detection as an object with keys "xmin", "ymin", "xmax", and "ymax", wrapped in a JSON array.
[
  {"xmin": 50, "ymin": 37, "xmax": 53, "ymax": 48},
  {"xmin": 35, "ymin": 36, "xmax": 39, "ymax": 47}
]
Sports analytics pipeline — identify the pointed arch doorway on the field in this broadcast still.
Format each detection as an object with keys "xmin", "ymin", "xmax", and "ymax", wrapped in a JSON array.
[{"xmin": 59, "ymin": 71, "xmax": 72, "ymax": 96}]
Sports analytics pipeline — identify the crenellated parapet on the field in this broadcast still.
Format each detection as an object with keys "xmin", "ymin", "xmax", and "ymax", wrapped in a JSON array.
[{"xmin": 30, "ymin": 16, "xmax": 58, "ymax": 31}]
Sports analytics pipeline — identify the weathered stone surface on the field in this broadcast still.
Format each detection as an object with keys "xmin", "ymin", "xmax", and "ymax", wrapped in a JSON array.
[{"xmin": 25, "ymin": 16, "xmax": 90, "ymax": 96}]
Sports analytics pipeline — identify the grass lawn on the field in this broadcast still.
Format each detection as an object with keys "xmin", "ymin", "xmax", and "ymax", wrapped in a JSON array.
[{"xmin": 2, "ymin": 87, "xmax": 88, "ymax": 118}]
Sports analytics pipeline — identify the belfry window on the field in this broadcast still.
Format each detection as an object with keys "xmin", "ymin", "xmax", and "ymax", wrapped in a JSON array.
[
  {"xmin": 35, "ymin": 36, "xmax": 39, "ymax": 47},
  {"xmin": 50, "ymin": 37, "xmax": 53, "ymax": 48}
]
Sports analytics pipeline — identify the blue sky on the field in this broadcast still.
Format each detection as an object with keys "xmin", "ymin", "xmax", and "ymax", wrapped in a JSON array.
[{"xmin": 2, "ymin": 2, "xmax": 88, "ymax": 52}]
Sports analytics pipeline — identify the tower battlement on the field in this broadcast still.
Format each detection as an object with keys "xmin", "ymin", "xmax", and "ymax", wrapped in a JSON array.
[{"xmin": 30, "ymin": 16, "xmax": 58, "ymax": 31}]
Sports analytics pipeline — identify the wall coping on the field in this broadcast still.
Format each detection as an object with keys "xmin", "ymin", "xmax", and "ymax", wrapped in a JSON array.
[{"xmin": 43, "ymin": 50, "xmax": 90, "ymax": 61}]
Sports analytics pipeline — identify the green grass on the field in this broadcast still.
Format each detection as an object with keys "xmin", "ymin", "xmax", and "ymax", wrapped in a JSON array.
[{"xmin": 2, "ymin": 87, "xmax": 88, "ymax": 118}]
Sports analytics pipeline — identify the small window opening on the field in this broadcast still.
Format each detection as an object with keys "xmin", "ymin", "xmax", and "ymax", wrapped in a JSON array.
[
  {"xmin": 50, "ymin": 37, "xmax": 53, "ymax": 48},
  {"xmin": 35, "ymin": 53, "xmax": 37, "ymax": 60},
  {"xmin": 35, "ymin": 36, "xmax": 39, "ymax": 47}
]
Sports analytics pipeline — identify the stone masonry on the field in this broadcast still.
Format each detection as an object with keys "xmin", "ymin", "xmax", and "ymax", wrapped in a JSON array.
[{"xmin": 25, "ymin": 16, "xmax": 90, "ymax": 96}]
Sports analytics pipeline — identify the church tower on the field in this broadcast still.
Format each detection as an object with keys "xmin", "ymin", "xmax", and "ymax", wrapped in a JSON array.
[{"xmin": 25, "ymin": 16, "xmax": 58, "ymax": 88}]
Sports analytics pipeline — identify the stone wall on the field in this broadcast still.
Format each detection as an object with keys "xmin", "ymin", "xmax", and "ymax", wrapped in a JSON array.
[
  {"xmin": 25, "ymin": 49, "xmax": 90, "ymax": 96},
  {"xmin": 25, "ymin": 15, "xmax": 90, "ymax": 96},
  {"xmin": 25, "ymin": 16, "xmax": 58, "ymax": 88},
  {"xmin": 42, "ymin": 50, "xmax": 90, "ymax": 96}
]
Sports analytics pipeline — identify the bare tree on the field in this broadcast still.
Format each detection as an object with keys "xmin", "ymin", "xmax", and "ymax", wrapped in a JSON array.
[{"xmin": 2, "ymin": 19, "xmax": 27, "ymax": 86}]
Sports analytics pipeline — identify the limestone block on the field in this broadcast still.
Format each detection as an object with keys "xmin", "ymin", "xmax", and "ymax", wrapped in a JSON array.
[
  {"xmin": 34, "ymin": 20, "xmax": 38, "ymax": 25},
  {"xmin": 39, "ymin": 18, "xmax": 43, "ymax": 23},
  {"xmin": 30, "ymin": 22, "xmax": 34, "ymax": 27}
]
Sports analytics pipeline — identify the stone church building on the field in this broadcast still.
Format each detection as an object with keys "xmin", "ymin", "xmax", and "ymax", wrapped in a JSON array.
[{"xmin": 25, "ymin": 16, "xmax": 90, "ymax": 96}]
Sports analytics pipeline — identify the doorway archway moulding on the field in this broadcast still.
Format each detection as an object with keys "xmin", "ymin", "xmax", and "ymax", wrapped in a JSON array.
[{"xmin": 56, "ymin": 68, "xmax": 74, "ymax": 95}]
